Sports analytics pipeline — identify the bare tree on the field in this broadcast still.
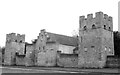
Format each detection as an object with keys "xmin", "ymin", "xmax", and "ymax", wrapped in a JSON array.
[{"xmin": 71, "ymin": 29, "xmax": 79, "ymax": 38}]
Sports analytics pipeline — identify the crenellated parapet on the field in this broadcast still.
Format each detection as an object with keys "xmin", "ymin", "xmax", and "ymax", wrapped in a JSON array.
[
  {"xmin": 79, "ymin": 11, "xmax": 113, "ymax": 31},
  {"xmin": 6, "ymin": 33, "xmax": 25, "ymax": 44}
]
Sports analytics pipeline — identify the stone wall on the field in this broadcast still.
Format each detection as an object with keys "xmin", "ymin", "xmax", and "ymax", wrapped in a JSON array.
[
  {"xmin": 25, "ymin": 44, "xmax": 35, "ymax": 66},
  {"xmin": 16, "ymin": 55, "xmax": 25, "ymax": 66},
  {"xmin": 37, "ymin": 50, "xmax": 57, "ymax": 66},
  {"xmin": 4, "ymin": 43, "xmax": 16, "ymax": 65},
  {"xmin": 57, "ymin": 53, "xmax": 78, "ymax": 67}
]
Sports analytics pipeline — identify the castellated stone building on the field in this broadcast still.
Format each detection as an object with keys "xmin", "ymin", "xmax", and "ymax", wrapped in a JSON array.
[
  {"xmin": 2, "ymin": 11, "xmax": 115, "ymax": 68},
  {"xmin": 4, "ymin": 33, "xmax": 25, "ymax": 65},
  {"xmin": 78, "ymin": 12, "xmax": 114, "ymax": 68},
  {"xmin": 34, "ymin": 29, "xmax": 78, "ymax": 67}
]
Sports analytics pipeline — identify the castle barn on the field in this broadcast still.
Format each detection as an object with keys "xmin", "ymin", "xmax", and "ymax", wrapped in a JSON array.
[{"xmin": 33, "ymin": 29, "xmax": 78, "ymax": 66}]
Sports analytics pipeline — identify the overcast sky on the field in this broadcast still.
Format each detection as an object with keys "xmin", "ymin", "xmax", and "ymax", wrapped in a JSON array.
[{"xmin": 0, "ymin": 0, "xmax": 119, "ymax": 47}]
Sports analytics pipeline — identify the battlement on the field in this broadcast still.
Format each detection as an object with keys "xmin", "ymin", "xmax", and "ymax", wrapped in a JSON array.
[
  {"xmin": 6, "ymin": 33, "xmax": 25, "ymax": 43},
  {"xmin": 79, "ymin": 11, "xmax": 113, "ymax": 31}
]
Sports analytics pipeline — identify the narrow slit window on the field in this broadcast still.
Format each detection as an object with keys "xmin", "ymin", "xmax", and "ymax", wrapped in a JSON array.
[
  {"xmin": 15, "ymin": 40, "xmax": 17, "ymax": 42},
  {"xmin": 104, "ymin": 25, "xmax": 106, "ymax": 29},
  {"xmin": 43, "ymin": 46, "xmax": 45, "ymax": 50},
  {"xmin": 84, "ymin": 26, "xmax": 87, "ymax": 30},
  {"xmin": 109, "ymin": 27, "xmax": 111, "ymax": 30}
]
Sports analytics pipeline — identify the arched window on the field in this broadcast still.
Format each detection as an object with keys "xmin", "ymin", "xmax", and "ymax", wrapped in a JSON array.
[
  {"xmin": 104, "ymin": 25, "xmax": 106, "ymax": 29},
  {"xmin": 20, "ymin": 40, "xmax": 22, "ymax": 43},
  {"xmin": 92, "ymin": 24, "xmax": 96, "ymax": 29},
  {"xmin": 15, "ymin": 40, "xmax": 17, "ymax": 42}
]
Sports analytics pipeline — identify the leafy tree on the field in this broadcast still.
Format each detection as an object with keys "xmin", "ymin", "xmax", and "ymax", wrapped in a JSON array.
[{"xmin": 114, "ymin": 31, "xmax": 120, "ymax": 57}]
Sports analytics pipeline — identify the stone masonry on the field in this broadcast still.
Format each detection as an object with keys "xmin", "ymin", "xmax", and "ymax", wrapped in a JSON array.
[
  {"xmin": 4, "ymin": 33, "xmax": 25, "ymax": 65},
  {"xmin": 25, "ymin": 44, "xmax": 35, "ymax": 66},
  {"xmin": 57, "ymin": 53, "xmax": 78, "ymax": 68},
  {"xmin": 34, "ymin": 29, "xmax": 47, "ymax": 65},
  {"xmin": 78, "ymin": 12, "xmax": 114, "ymax": 68}
]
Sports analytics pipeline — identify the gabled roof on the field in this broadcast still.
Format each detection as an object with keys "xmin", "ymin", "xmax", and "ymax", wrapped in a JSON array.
[{"xmin": 46, "ymin": 32, "xmax": 78, "ymax": 46}]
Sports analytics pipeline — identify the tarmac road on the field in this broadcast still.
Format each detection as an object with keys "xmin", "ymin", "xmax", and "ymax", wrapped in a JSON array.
[{"xmin": 0, "ymin": 65, "xmax": 120, "ymax": 75}]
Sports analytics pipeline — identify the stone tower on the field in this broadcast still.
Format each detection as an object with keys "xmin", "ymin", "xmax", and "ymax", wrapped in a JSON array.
[
  {"xmin": 78, "ymin": 12, "xmax": 114, "ymax": 68},
  {"xmin": 4, "ymin": 33, "xmax": 25, "ymax": 65}
]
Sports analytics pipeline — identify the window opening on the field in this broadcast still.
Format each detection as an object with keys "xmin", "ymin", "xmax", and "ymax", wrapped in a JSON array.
[
  {"xmin": 92, "ymin": 24, "xmax": 96, "ymax": 29},
  {"xmin": 104, "ymin": 25, "xmax": 106, "ymax": 29},
  {"xmin": 84, "ymin": 26, "xmax": 87, "ymax": 30}
]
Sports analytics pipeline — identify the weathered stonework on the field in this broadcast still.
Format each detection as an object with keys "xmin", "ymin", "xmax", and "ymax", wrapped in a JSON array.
[
  {"xmin": 37, "ymin": 50, "xmax": 57, "ymax": 66},
  {"xmin": 25, "ymin": 44, "xmax": 35, "ymax": 66},
  {"xmin": 16, "ymin": 54, "xmax": 25, "ymax": 66},
  {"xmin": 34, "ymin": 29, "xmax": 77, "ymax": 67},
  {"xmin": 78, "ymin": 12, "xmax": 114, "ymax": 68},
  {"xmin": 34, "ymin": 29, "xmax": 47, "ymax": 65},
  {"xmin": 57, "ymin": 53, "xmax": 78, "ymax": 67},
  {"xmin": 4, "ymin": 33, "xmax": 25, "ymax": 65}
]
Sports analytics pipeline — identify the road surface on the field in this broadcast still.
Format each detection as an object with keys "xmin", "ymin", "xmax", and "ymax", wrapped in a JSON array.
[{"xmin": 0, "ymin": 66, "xmax": 120, "ymax": 74}]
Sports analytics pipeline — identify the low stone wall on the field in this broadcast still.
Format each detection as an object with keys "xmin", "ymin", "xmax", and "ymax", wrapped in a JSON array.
[
  {"xmin": 37, "ymin": 50, "xmax": 57, "ymax": 67},
  {"xmin": 78, "ymin": 51, "xmax": 107, "ymax": 68},
  {"xmin": 106, "ymin": 56, "xmax": 120, "ymax": 68},
  {"xmin": 57, "ymin": 53, "xmax": 78, "ymax": 67},
  {"xmin": 4, "ymin": 51, "xmax": 16, "ymax": 65},
  {"xmin": 16, "ymin": 55, "xmax": 25, "ymax": 66}
]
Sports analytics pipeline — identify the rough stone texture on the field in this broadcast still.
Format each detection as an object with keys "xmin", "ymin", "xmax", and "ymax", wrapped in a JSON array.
[
  {"xmin": 37, "ymin": 50, "xmax": 57, "ymax": 66},
  {"xmin": 16, "ymin": 55, "xmax": 25, "ymax": 66},
  {"xmin": 78, "ymin": 45, "xmax": 107, "ymax": 68},
  {"xmin": 78, "ymin": 12, "xmax": 114, "ymax": 68},
  {"xmin": 79, "ymin": 12, "xmax": 113, "ymax": 31},
  {"xmin": 35, "ymin": 29, "xmax": 77, "ymax": 67},
  {"xmin": 0, "ymin": 52, "xmax": 2, "ymax": 65},
  {"xmin": 25, "ymin": 44, "xmax": 35, "ymax": 66},
  {"xmin": 57, "ymin": 53, "xmax": 78, "ymax": 67},
  {"xmin": 4, "ymin": 44, "xmax": 16, "ymax": 65},
  {"xmin": 4, "ymin": 33, "xmax": 25, "ymax": 65},
  {"xmin": 106, "ymin": 56, "xmax": 120, "ymax": 68},
  {"xmin": 34, "ymin": 29, "xmax": 47, "ymax": 65},
  {"xmin": 46, "ymin": 42, "xmax": 58, "ymax": 51}
]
